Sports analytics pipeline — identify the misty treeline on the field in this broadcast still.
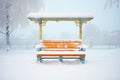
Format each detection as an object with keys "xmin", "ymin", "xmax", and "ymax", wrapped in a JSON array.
[
  {"xmin": 83, "ymin": 24, "xmax": 120, "ymax": 48},
  {"xmin": 0, "ymin": 22, "xmax": 120, "ymax": 49}
]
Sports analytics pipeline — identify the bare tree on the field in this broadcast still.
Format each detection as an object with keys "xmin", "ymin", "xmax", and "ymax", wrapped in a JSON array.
[
  {"xmin": 0, "ymin": 0, "xmax": 44, "ymax": 51},
  {"xmin": 0, "ymin": 0, "xmax": 13, "ymax": 51},
  {"xmin": 105, "ymin": 0, "xmax": 119, "ymax": 9}
]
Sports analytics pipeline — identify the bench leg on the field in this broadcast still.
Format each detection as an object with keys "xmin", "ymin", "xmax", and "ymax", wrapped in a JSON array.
[
  {"xmin": 80, "ymin": 56, "xmax": 85, "ymax": 64},
  {"xmin": 59, "ymin": 56, "xmax": 63, "ymax": 62},
  {"xmin": 37, "ymin": 56, "xmax": 42, "ymax": 62},
  {"xmin": 80, "ymin": 47, "xmax": 86, "ymax": 52}
]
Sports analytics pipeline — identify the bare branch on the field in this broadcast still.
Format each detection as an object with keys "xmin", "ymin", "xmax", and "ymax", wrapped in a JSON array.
[
  {"xmin": 9, "ymin": 27, "xmax": 16, "ymax": 35},
  {"xmin": 116, "ymin": 0, "xmax": 119, "ymax": 7},
  {"xmin": 104, "ymin": 0, "xmax": 119, "ymax": 9},
  {"xmin": 0, "ymin": 30, "xmax": 5, "ymax": 34},
  {"xmin": 110, "ymin": 0, "xmax": 113, "ymax": 8},
  {"xmin": 104, "ymin": 0, "xmax": 110, "ymax": 9}
]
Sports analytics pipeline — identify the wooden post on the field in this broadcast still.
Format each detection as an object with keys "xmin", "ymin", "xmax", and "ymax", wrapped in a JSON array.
[
  {"xmin": 79, "ymin": 21, "xmax": 82, "ymax": 40},
  {"xmin": 39, "ymin": 21, "xmax": 42, "ymax": 40}
]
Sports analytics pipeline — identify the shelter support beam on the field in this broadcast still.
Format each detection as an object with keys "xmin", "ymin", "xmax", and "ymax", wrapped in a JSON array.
[
  {"xmin": 79, "ymin": 21, "xmax": 82, "ymax": 39},
  {"xmin": 39, "ymin": 21, "xmax": 42, "ymax": 40}
]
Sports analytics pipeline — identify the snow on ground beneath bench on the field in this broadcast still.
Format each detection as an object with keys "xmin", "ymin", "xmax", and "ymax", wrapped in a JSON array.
[{"xmin": 0, "ymin": 48, "xmax": 120, "ymax": 80}]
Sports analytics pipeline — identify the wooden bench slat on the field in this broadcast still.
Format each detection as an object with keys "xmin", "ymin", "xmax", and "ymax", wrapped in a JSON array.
[{"xmin": 37, "ymin": 54, "xmax": 86, "ymax": 56}]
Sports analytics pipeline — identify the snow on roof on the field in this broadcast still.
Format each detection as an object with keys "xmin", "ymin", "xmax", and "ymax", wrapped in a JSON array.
[{"xmin": 28, "ymin": 13, "xmax": 94, "ymax": 19}]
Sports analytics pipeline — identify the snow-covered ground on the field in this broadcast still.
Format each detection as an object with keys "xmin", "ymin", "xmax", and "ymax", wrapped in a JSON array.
[{"xmin": 0, "ymin": 48, "xmax": 120, "ymax": 80}]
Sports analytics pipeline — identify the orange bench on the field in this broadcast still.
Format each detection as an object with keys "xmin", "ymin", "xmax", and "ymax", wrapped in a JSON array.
[{"xmin": 36, "ymin": 40, "xmax": 86, "ymax": 64}]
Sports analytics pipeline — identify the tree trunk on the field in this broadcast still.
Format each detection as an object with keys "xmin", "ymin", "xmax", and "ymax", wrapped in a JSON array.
[
  {"xmin": 6, "ymin": 26, "xmax": 10, "ymax": 51},
  {"xmin": 6, "ymin": 11, "xmax": 10, "ymax": 52}
]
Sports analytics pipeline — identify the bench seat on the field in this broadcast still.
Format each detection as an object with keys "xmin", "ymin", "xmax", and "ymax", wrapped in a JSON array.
[
  {"xmin": 36, "ymin": 51, "xmax": 86, "ymax": 64},
  {"xmin": 37, "ymin": 53, "xmax": 86, "ymax": 56}
]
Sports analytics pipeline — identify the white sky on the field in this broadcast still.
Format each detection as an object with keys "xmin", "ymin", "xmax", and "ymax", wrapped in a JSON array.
[{"xmin": 42, "ymin": 0, "xmax": 120, "ymax": 31}]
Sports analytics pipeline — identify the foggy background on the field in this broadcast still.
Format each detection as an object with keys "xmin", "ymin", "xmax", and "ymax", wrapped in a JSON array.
[{"xmin": 0, "ymin": 0, "xmax": 120, "ymax": 49}]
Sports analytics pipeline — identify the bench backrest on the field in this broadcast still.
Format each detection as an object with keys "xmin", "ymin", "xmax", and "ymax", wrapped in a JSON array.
[{"xmin": 39, "ymin": 40, "xmax": 82, "ymax": 49}]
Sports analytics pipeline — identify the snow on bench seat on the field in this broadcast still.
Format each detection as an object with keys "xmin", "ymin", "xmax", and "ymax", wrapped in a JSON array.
[{"xmin": 37, "ymin": 51, "xmax": 86, "ymax": 56}]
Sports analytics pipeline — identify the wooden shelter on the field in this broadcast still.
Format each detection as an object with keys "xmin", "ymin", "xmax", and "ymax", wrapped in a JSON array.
[{"xmin": 28, "ymin": 13, "xmax": 93, "ymax": 40}]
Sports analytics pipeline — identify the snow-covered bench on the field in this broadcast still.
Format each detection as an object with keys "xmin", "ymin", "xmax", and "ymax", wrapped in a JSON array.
[{"xmin": 36, "ymin": 40, "xmax": 86, "ymax": 64}]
